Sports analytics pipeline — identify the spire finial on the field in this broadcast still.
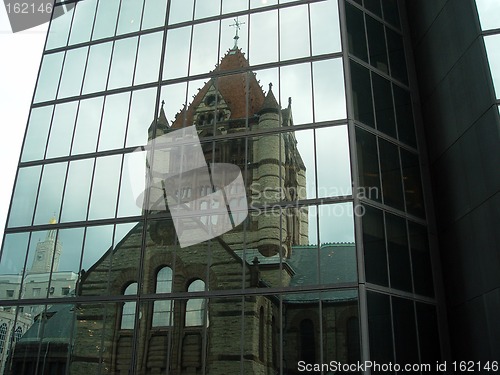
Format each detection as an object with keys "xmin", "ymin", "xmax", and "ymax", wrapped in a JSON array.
[
  {"xmin": 269, "ymin": 82, "xmax": 273, "ymax": 92},
  {"xmin": 229, "ymin": 17, "xmax": 245, "ymax": 49},
  {"xmin": 161, "ymin": 100, "xmax": 165, "ymax": 109}
]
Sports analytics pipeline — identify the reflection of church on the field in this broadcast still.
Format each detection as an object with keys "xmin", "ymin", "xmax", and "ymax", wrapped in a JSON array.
[{"xmin": 8, "ymin": 47, "xmax": 358, "ymax": 375}]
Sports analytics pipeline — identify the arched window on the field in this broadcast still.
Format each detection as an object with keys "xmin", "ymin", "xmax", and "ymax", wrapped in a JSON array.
[
  {"xmin": 152, "ymin": 267, "xmax": 173, "ymax": 327},
  {"xmin": 14, "ymin": 326, "xmax": 22, "ymax": 343},
  {"xmin": 0, "ymin": 323, "xmax": 7, "ymax": 354},
  {"xmin": 299, "ymin": 319, "xmax": 316, "ymax": 363},
  {"xmin": 121, "ymin": 282, "xmax": 137, "ymax": 329},
  {"xmin": 185, "ymin": 280, "xmax": 206, "ymax": 327}
]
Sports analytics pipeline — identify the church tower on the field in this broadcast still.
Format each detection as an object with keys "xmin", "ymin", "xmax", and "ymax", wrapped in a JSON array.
[{"xmin": 28, "ymin": 218, "xmax": 62, "ymax": 274}]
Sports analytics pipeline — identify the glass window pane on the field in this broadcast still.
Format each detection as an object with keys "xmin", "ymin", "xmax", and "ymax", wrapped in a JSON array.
[
  {"xmin": 190, "ymin": 21, "xmax": 219, "ymax": 76},
  {"xmin": 219, "ymin": 15, "xmax": 248, "ymax": 57},
  {"xmin": 126, "ymin": 88, "xmax": 157, "ymax": 147},
  {"xmin": 310, "ymin": 0, "xmax": 341, "ymax": 55},
  {"xmin": 313, "ymin": 58, "xmax": 346, "ymax": 121},
  {"xmin": 319, "ymin": 202, "xmax": 356, "ymax": 246},
  {"xmin": 33, "ymin": 162, "xmax": 68, "ymax": 225},
  {"xmin": 7, "ymin": 166, "xmax": 41, "ymax": 227},
  {"xmin": 281, "ymin": 63, "xmax": 313, "ymax": 124},
  {"xmin": 92, "ymin": 0, "xmax": 120, "ymax": 40},
  {"xmin": 386, "ymin": 28, "xmax": 408, "ymax": 85},
  {"xmin": 476, "ymin": 0, "xmax": 500, "ymax": 30},
  {"xmin": 484, "ymin": 34, "xmax": 500, "ymax": 99},
  {"xmin": 249, "ymin": 10, "xmax": 278, "ymax": 65},
  {"xmin": 163, "ymin": 26, "xmax": 191, "ymax": 80},
  {"xmin": 81, "ymin": 224, "xmax": 114, "ymax": 272},
  {"xmin": 134, "ymin": 32, "xmax": 163, "ymax": 85},
  {"xmin": 160, "ymin": 82, "xmax": 188, "ymax": 126},
  {"xmin": 316, "ymin": 126, "xmax": 352, "ymax": 198},
  {"xmin": 82, "ymin": 41, "xmax": 113, "ymax": 95},
  {"xmin": 364, "ymin": 0, "xmax": 382, "ymax": 17},
  {"xmin": 68, "ymin": 0, "xmax": 97, "ymax": 45},
  {"xmin": 168, "ymin": 0, "xmax": 194, "ymax": 24},
  {"xmin": 295, "ymin": 129, "xmax": 316, "ymax": 199},
  {"xmin": 116, "ymin": 0, "xmax": 143, "ymax": 35},
  {"xmin": 46, "ymin": 101, "xmax": 78, "ymax": 159},
  {"xmin": 382, "ymin": 0, "xmax": 400, "ymax": 29},
  {"xmin": 366, "ymin": 15, "xmax": 388, "ymax": 73},
  {"xmin": 392, "ymin": 297, "xmax": 419, "ymax": 369},
  {"xmin": 88, "ymin": 155, "xmax": 122, "ymax": 220},
  {"xmin": 34, "ymin": 52, "xmax": 64, "ymax": 103},
  {"xmin": 71, "ymin": 96, "xmax": 104, "ymax": 155},
  {"xmin": 363, "ymin": 205, "xmax": 388, "ymax": 286},
  {"xmin": 58, "ymin": 46, "xmax": 88, "ymax": 98},
  {"xmin": 45, "ymin": 7, "xmax": 73, "ymax": 50},
  {"xmin": 386, "ymin": 213, "xmax": 411, "ymax": 292},
  {"xmin": 356, "ymin": 128, "xmax": 381, "ymax": 202},
  {"xmin": 372, "ymin": 73, "xmax": 396, "ymax": 137},
  {"xmin": 251, "ymin": 0, "xmax": 277, "ymax": 8},
  {"xmin": 194, "ymin": 0, "xmax": 220, "ymax": 19},
  {"xmin": 0, "ymin": 233, "xmax": 30, "ymax": 282},
  {"xmin": 350, "ymin": 61, "xmax": 375, "ymax": 127},
  {"xmin": 401, "ymin": 149, "xmax": 425, "ymax": 217},
  {"xmin": 142, "ymin": 0, "xmax": 167, "ymax": 29},
  {"xmin": 367, "ymin": 291, "xmax": 394, "ymax": 372},
  {"xmin": 222, "ymin": 0, "xmax": 247, "ymax": 14},
  {"xmin": 118, "ymin": 150, "xmax": 147, "ymax": 218},
  {"xmin": 379, "ymin": 139, "xmax": 404, "ymax": 210},
  {"xmin": 60, "ymin": 159, "xmax": 94, "ymax": 223},
  {"xmin": 108, "ymin": 37, "xmax": 138, "ymax": 90},
  {"xmin": 393, "ymin": 85, "xmax": 416, "ymax": 147},
  {"xmin": 21, "ymin": 106, "xmax": 54, "ymax": 162},
  {"xmin": 416, "ymin": 303, "xmax": 441, "ymax": 364},
  {"xmin": 346, "ymin": 2, "xmax": 368, "ymax": 62},
  {"xmin": 409, "ymin": 222, "xmax": 434, "ymax": 297},
  {"xmin": 49, "ymin": 228, "xmax": 83, "ymax": 295},
  {"xmin": 98, "ymin": 92, "xmax": 130, "ymax": 151},
  {"xmin": 280, "ymin": 5, "xmax": 310, "ymax": 60}
]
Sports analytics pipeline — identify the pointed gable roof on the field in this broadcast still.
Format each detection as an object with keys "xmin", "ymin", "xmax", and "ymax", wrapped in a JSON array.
[{"xmin": 171, "ymin": 48, "xmax": 266, "ymax": 129}]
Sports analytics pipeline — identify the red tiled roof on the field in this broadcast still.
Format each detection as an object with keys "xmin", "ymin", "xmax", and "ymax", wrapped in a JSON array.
[{"xmin": 171, "ymin": 49, "xmax": 265, "ymax": 129}]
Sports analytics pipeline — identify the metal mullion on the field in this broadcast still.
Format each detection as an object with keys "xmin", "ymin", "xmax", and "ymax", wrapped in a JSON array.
[
  {"xmin": 365, "ymin": 282, "xmax": 436, "ymax": 306},
  {"xmin": 349, "ymin": 52, "xmax": 410, "ymax": 90},
  {"xmin": 341, "ymin": 0, "xmax": 373, "ymax": 365},
  {"xmin": 2, "ymin": 281, "xmax": 360, "ymax": 307},
  {"xmin": 354, "ymin": 120, "xmax": 418, "ymax": 154},
  {"xmin": 31, "ymin": 80, "xmax": 157, "ymax": 109},
  {"xmin": 16, "ymin": 121, "xmax": 351, "ymax": 168}
]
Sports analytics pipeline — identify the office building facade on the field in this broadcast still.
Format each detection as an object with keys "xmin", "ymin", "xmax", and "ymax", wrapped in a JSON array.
[{"xmin": 0, "ymin": 0, "xmax": 498, "ymax": 374}]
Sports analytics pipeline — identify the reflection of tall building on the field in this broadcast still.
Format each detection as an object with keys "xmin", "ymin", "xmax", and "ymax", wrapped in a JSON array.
[
  {"xmin": 65, "ymin": 49, "xmax": 357, "ymax": 375},
  {"xmin": 0, "ymin": 221, "xmax": 77, "ymax": 374}
]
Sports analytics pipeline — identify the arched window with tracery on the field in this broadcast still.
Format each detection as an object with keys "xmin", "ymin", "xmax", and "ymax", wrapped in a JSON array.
[
  {"xmin": 121, "ymin": 282, "xmax": 137, "ymax": 329},
  {"xmin": 0, "ymin": 323, "xmax": 7, "ymax": 354},
  {"xmin": 152, "ymin": 267, "xmax": 173, "ymax": 327},
  {"xmin": 13, "ymin": 326, "xmax": 22, "ymax": 343},
  {"xmin": 185, "ymin": 279, "xmax": 207, "ymax": 327}
]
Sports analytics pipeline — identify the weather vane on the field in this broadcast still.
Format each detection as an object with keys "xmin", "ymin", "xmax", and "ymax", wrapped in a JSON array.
[{"xmin": 229, "ymin": 17, "xmax": 245, "ymax": 49}]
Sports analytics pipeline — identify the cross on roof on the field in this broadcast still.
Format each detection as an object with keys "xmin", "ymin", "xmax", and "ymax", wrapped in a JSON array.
[{"xmin": 229, "ymin": 17, "xmax": 245, "ymax": 49}]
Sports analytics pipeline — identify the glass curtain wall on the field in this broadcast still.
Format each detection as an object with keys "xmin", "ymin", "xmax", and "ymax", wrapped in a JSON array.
[{"xmin": 0, "ymin": 0, "xmax": 441, "ymax": 374}]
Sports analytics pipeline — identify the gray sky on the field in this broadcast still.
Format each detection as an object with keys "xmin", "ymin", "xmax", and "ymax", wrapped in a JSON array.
[{"xmin": 0, "ymin": 10, "xmax": 47, "ymax": 241}]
